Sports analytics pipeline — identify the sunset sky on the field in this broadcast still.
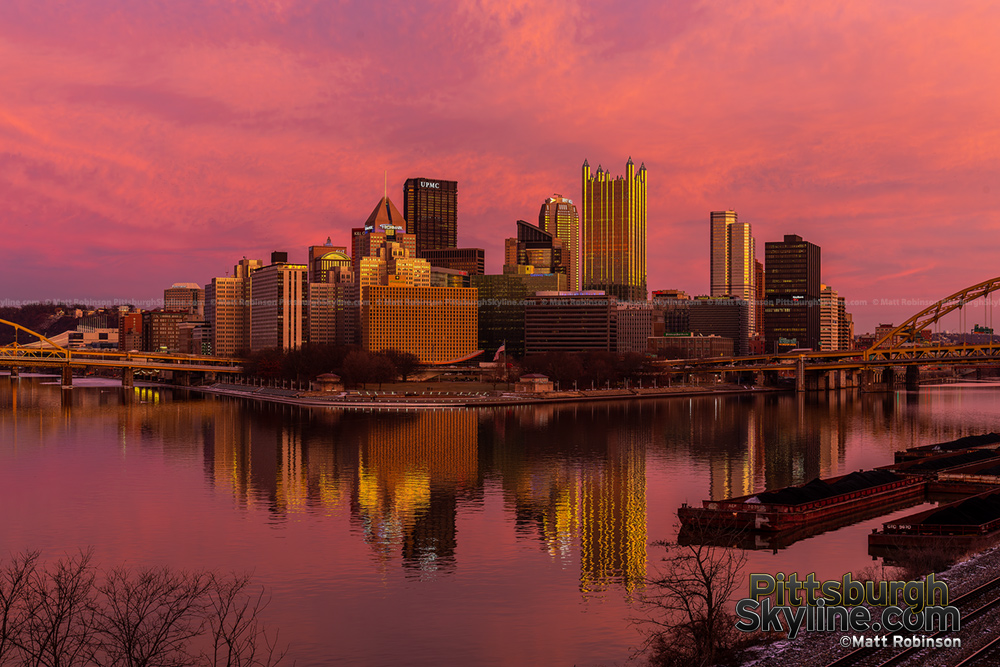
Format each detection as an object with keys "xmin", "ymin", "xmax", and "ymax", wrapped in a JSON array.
[{"xmin": 3, "ymin": 1, "xmax": 999, "ymax": 333}]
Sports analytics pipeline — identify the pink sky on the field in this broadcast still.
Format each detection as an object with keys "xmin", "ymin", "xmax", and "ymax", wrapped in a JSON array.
[{"xmin": 2, "ymin": 1, "xmax": 999, "ymax": 333}]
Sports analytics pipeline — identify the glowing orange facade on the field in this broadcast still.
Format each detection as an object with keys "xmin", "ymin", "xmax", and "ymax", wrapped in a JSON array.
[{"xmin": 581, "ymin": 159, "xmax": 647, "ymax": 301}]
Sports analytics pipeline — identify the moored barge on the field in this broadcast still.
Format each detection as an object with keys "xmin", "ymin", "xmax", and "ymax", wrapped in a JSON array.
[
  {"xmin": 678, "ymin": 469, "xmax": 926, "ymax": 533},
  {"xmin": 869, "ymin": 488, "xmax": 1000, "ymax": 555}
]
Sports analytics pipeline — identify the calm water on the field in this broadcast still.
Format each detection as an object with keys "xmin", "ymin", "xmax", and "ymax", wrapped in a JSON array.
[{"xmin": 2, "ymin": 375, "xmax": 1000, "ymax": 665}]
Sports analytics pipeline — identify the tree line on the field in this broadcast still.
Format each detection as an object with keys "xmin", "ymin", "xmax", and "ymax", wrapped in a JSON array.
[
  {"xmin": 240, "ymin": 343, "xmax": 420, "ymax": 388},
  {"xmin": 519, "ymin": 351, "xmax": 657, "ymax": 388},
  {"xmin": 0, "ymin": 550, "xmax": 287, "ymax": 667}
]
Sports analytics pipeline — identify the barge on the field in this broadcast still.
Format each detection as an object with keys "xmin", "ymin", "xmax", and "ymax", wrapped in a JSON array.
[
  {"xmin": 678, "ymin": 469, "xmax": 926, "ymax": 533},
  {"xmin": 869, "ymin": 488, "xmax": 1000, "ymax": 556},
  {"xmin": 894, "ymin": 433, "xmax": 1000, "ymax": 463}
]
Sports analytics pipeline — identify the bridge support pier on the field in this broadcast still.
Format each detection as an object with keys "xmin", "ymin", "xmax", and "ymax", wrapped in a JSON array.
[
  {"xmin": 795, "ymin": 356, "xmax": 805, "ymax": 392},
  {"xmin": 61, "ymin": 366, "xmax": 73, "ymax": 388},
  {"xmin": 122, "ymin": 367, "xmax": 134, "ymax": 388},
  {"xmin": 10, "ymin": 366, "xmax": 19, "ymax": 378},
  {"xmin": 905, "ymin": 365, "xmax": 920, "ymax": 390}
]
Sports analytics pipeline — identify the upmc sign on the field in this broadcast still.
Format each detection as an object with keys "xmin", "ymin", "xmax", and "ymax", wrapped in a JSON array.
[{"xmin": 419, "ymin": 181, "xmax": 440, "ymax": 189}]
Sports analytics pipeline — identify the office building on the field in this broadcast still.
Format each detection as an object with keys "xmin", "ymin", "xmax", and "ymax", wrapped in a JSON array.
[
  {"xmin": 689, "ymin": 296, "xmax": 750, "ymax": 356},
  {"xmin": 504, "ymin": 219, "xmax": 569, "ymax": 281},
  {"xmin": 539, "ymin": 194, "xmax": 580, "ymax": 291},
  {"xmin": 206, "ymin": 257, "xmax": 262, "ymax": 357},
  {"xmin": 648, "ymin": 334, "xmax": 733, "ymax": 359},
  {"xmin": 163, "ymin": 283, "xmax": 205, "ymax": 318},
  {"xmin": 249, "ymin": 252, "xmax": 308, "ymax": 352},
  {"xmin": 142, "ymin": 310, "xmax": 186, "ymax": 353},
  {"xmin": 581, "ymin": 159, "xmax": 647, "ymax": 301},
  {"xmin": 309, "ymin": 239, "xmax": 352, "ymax": 283},
  {"xmin": 472, "ymin": 273, "xmax": 565, "ymax": 359},
  {"xmin": 403, "ymin": 178, "xmax": 458, "ymax": 254},
  {"xmin": 118, "ymin": 313, "xmax": 143, "ymax": 352},
  {"xmin": 819, "ymin": 284, "xmax": 840, "ymax": 351},
  {"xmin": 524, "ymin": 292, "xmax": 617, "ymax": 355},
  {"xmin": 430, "ymin": 267, "xmax": 470, "ymax": 288},
  {"xmin": 362, "ymin": 285, "xmax": 478, "ymax": 364},
  {"xmin": 421, "ymin": 248, "xmax": 485, "ymax": 275},
  {"xmin": 651, "ymin": 290, "xmax": 691, "ymax": 337},
  {"xmin": 709, "ymin": 210, "xmax": 757, "ymax": 335},
  {"xmin": 357, "ymin": 194, "xmax": 477, "ymax": 363},
  {"xmin": 616, "ymin": 302, "xmax": 654, "ymax": 354},
  {"xmin": 763, "ymin": 235, "xmax": 821, "ymax": 351}
]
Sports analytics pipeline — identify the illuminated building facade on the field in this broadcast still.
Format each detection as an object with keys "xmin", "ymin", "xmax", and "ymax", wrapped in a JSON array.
[
  {"xmin": 581, "ymin": 159, "xmax": 647, "ymax": 301},
  {"xmin": 118, "ymin": 313, "xmax": 142, "ymax": 351},
  {"xmin": 362, "ymin": 285, "xmax": 478, "ymax": 364},
  {"xmin": 710, "ymin": 210, "xmax": 757, "ymax": 335},
  {"xmin": 249, "ymin": 252, "xmax": 308, "ymax": 352},
  {"xmin": 763, "ymin": 234, "xmax": 821, "ymax": 352},
  {"xmin": 141, "ymin": 310, "xmax": 186, "ymax": 353},
  {"xmin": 206, "ymin": 257, "xmax": 262, "ymax": 357},
  {"xmin": 163, "ymin": 283, "xmax": 205, "ymax": 318},
  {"xmin": 403, "ymin": 178, "xmax": 458, "ymax": 254},
  {"xmin": 539, "ymin": 194, "xmax": 580, "ymax": 291},
  {"xmin": 503, "ymin": 219, "xmax": 569, "ymax": 281}
]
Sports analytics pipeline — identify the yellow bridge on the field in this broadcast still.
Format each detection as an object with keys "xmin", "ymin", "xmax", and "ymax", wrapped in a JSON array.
[
  {"xmin": 0, "ymin": 318, "xmax": 242, "ymax": 387},
  {"xmin": 661, "ymin": 276, "xmax": 1000, "ymax": 391}
]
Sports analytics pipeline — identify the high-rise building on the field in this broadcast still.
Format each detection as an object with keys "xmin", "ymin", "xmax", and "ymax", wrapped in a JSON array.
[
  {"xmin": 249, "ymin": 252, "xmax": 308, "ymax": 352},
  {"xmin": 358, "ymin": 194, "xmax": 477, "ymax": 364},
  {"xmin": 763, "ymin": 234, "xmax": 821, "ymax": 352},
  {"xmin": 539, "ymin": 194, "xmax": 580, "ymax": 291},
  {"xmin": 403, "ymin": 178, "xmax": 458, "ymax": 254},
  {"xmin": 308, "ymin": 238, "xmax": 351, "ymax": 283},
  {"xmin": 819, "ymin": 284, "xmax": 840, "ymax": 351},
  {"xmin": 141, "ymin": 311, "xmax": 186, "ymax": 353},
  {"xmin": 689, "ymin": 296, "xmax": 750, "ymax": 356},
  {"xmin": 420, "ymin": 248, "xmax": 485, "ymax": 275},
  {"xmin": 581, "ymin": 159, "xmax": 647, "ymax": 301},
  {"xmin": 164, "ymin": 283, "xmax": 205, "ymax": 318},
  {"xmin": 206, "ymin": 257, "xmax": 262, "ymax": 357},
  {"xmin": 709, "ymin": 210, "xmax": 757, "ymax": 335},
  {"xmin": 503, "ymin": 219, "xmax": 569, "ymax": 281},
  {"xmin": 118, "ymin": 313, "xmax": 142, "ymax": 351},
  {"xmin": 472, "ymin": 273, "xmax": 565, "ymax": 359}
]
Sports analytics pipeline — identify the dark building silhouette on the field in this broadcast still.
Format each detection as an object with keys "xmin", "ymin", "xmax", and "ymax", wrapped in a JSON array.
[
  {"xmin": 403, "ymin": 178, "xmax": 458, "ymax": 254},
  {"xmin": 764, "ymin": 234, "xmax": 821, "ymax": 351}
]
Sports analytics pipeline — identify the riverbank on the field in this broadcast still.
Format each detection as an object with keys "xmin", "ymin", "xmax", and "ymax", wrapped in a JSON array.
[{"xmin": 185, "ymin": 381, "xmax": 786, "ymax": 410}]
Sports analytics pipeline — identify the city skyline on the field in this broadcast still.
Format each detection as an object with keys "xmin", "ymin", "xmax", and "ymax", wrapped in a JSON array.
[{"xmin": 2, "ymin": 2, "xmax": 1000, "ymax": 333}]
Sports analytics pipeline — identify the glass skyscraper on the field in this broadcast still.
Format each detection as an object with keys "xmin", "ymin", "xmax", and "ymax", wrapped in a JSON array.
[
  {"xmin": 581, "ymin": 159, "xmax": 647, "ymax": 301},
  {"xmin": 403, "ymin": 178, "xmax": 458, "ymax": 255},
  {"xmin": 538, "ymin": 194, "xmax": 580, "ymax": 291}
]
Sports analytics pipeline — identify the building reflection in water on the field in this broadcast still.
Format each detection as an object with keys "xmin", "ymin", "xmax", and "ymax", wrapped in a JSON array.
[{"xmin": 485, "ymin": 403, "xmax": 648, "ymax": 595}]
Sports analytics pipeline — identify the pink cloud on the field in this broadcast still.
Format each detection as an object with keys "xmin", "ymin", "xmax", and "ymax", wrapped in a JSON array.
[{"xmin": 1, "ymin": 0, "xmax": 999, "ymax": 331}]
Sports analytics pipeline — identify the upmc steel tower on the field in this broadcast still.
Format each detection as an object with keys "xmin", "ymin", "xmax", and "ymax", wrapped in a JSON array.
[
  {"xmin": 403, "ymin": 178, "xmax": 458, "ymax": 255},
  {"xmin": 580, "ymin": 158, "xmax": 647, "ymax": 301}
]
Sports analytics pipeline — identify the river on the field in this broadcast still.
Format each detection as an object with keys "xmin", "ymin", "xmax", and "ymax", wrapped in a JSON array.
[{"xmin": 2, "ymin": 375, "xmax": 999, "ymax": 665}]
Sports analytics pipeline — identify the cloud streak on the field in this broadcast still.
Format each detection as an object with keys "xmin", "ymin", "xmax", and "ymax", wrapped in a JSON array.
[{"xmin": 1, "ymin": 0, "xmax": 999, "ymax": 332}]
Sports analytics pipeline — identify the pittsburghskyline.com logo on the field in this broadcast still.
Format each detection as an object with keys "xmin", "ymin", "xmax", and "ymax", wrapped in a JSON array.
[{"xmin": 735, "ymin": 572, "xmax": 963, "ymax": 648}]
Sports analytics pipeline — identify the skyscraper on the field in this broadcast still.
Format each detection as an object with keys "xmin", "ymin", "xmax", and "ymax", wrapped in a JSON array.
[
  {"xmin": 539, "ymin": 194, "xmax": 580, "ymax": 291},
  {"xmin": 709, "ymin": 210, "xmax": 757, "ymax": 335},
  {"xmin": 581, "ymin": 159, "xmax": 646, "ymax": 301},
  {"xmin": 403, "ymin": 178, "xmax": 458, "ymax": 255},
  {"xmin": 205, "ymin": 256, "xmax": 262, "ymax": 357},
  {"xmin": 503, "ymin": 219, "xmax": 569, "ymax": 286},
  {"xmin": 763, "ymin": 234, "xmax": 821, "ymax": 352}
]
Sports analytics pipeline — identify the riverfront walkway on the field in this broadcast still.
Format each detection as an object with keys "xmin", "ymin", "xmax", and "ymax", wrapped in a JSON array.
[{"xmin": 191, "ymin": 381, "xmax": 782, "ymax": 410}]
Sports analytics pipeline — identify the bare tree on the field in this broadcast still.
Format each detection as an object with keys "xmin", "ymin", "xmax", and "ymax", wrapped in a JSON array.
[
  {"xmin": 199, "ymin": 573, "xmax": 286, "ymax": 667},
  {"xmin": 632, "ymin": 523, "xmax": 749, "ymax": 667},
  {"xmin": 16, "ymin": 549, "xmax": 98, "ymax": 667},
  {"xmin": 0, "ymin": 553, "xmax": 290, "ymax": 667},
  {"xmin": 0, "ymin": 550, "xmax": 41, "ymax": 663},
  {"xmin": 92, "ymin": 566, "xmax": 213, "ymax": 667}
]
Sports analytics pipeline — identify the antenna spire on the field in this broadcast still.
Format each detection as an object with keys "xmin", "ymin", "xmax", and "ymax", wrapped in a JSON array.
[{"xmin": 384, "ymin": 171, "xmax": 387, "ymax": 200}]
